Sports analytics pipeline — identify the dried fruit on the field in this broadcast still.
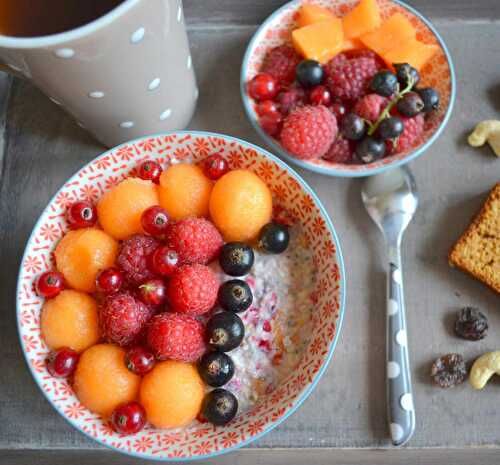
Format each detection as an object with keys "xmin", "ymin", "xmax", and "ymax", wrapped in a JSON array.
[
  {"xmin": 430, "ymin": 353, "xmax": 467, "ymax": 388},
  {"xmin": 454, "ymin": 306, "xmax": 488, "ymax": 341}
]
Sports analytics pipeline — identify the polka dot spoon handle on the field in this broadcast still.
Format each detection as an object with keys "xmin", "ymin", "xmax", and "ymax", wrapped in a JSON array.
[{"xmin": 361, "ymin": 166, "xmax": 418, "ymax": 447}]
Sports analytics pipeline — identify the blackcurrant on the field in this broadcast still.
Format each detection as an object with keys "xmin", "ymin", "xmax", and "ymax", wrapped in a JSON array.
[
  {"xmin": 296, "ymin": 60, "xmax": 324, "ymax": 88},
  {"xmin": 370, "ymin": 70, "xmax": 398, "ymax": 97},
  {"xmin": 356, "ymin": 137, "xmax": 386, "ymax": 164},
  {"xmin": 341, "ymin": 113, "xmax": 366, "ymax": 141}
]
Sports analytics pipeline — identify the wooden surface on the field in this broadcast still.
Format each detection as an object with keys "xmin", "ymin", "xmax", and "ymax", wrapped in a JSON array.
[{"xmin": 1, "ymin": 1, "xmax": 500, "ymax": 463}]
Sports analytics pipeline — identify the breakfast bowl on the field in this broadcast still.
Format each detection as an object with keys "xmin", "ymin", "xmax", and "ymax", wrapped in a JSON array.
[
  {"xmin": 240, "ymin": 0, "xmax": 456, "ymax": 177},
  {"xmin": 16, "ymin": 131, "xmax": 345, "ymax": 461}
]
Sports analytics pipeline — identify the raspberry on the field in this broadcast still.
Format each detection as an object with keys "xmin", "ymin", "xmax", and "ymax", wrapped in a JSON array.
[
  {"xmin": 344, "ymin": 49, "xmax": 385, "ymax": 68},
  {"xmin": 326, "ymin": 57, "xmax": 380, "ymax": 102},
  {"xmin": 353, "ymin": 94, "xmax": 388, "ymax": 123},
  {"xmin": 394, "ymin": 113, "xmax": 425, "ymax": 153},
  {"xmin": 166, "ymin": 218, "xmax": 223, "ymax": 265},
  {"xmin": 147, "ymin": 313, "xmax": 206, "ymax": 362},
  {"xmin": 117, "ymin": 234, "xmax": 160, "ymax": 285},
  {"xmin": 329, "ymin": 52, "xmax": 348, "ymax": 67},
  {"xmin": 280, "ymin": 105, "xmax": 338, "ymax": 159},
  {"xmin": 277, "ymin": 87, "xmax": 306, "ymax": 115},
  {"xmin": 167, "ymin": 264, "xmax": 219, "ymax": 315},
  {"xmin": 323, "ymin": 138, "xmax": 354, "ymax": 163},
  {"xmin": 100, "ymin": 291, "xmax": 154, "ymax": 346},
  {"xmin": 261, "ymin": 45, "xmax": 301, "ymax": 86}
]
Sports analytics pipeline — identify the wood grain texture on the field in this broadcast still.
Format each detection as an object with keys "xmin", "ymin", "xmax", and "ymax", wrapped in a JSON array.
[
  {"xmin": 182, "ymin": 0, "xmax": 496, "ymax": 24},
  {"xmin": 0, "ymin": 16, "xmax": 500, "ymax": 461}
]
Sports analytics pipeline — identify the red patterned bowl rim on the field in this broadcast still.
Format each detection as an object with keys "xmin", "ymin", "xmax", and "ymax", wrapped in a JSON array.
[
  {"xmin": 240, "ymin": 0, "xmax": 456, "ymax": 177},
  {"xmin": 16, "ymin": 131, "xmax": 346, "ymax": 461}
]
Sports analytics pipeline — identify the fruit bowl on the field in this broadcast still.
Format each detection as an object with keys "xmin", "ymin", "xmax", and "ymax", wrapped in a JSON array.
[
  {"xmin": 16, "ymin": 131, "xmax": 345, "ymax": 461},
  {"xmin": 240, "ymin": 0, "xmax": 456, "ymax": 177}
]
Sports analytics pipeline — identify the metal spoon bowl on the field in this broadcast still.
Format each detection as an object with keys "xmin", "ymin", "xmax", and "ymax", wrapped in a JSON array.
[{"xmin": 361, "ymin": 166, "xmax": 418, "ymax": 447}]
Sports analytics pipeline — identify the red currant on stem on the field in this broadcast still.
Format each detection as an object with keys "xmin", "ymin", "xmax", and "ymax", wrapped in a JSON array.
[
  {"xmin": 256, "ymin": 100, "xmax": 279, "ymax": 117},
  {"xmin": 141, "ymin": 205, "xmax": 170, "ymax": 237},
  {"xmin": 66, "ymin": 201, "xmax": 97, "ymax": 229},
  {"xmin": 96, "ymin": 267, "xmax": 123, "ymax": 294},
  {"xmin": 46, "ymin": 347, "xmax": 79, "ymax": 377},
  {"xmin": 202, "ymin": 154, "xmax": 229, "ymax": 180},
  {"xmin": 125, "ymin": 346, "xmax": 156, "ymax": 375},
  {"xmin": 310, "ymin": 85, "xmax": 331, "ymax": 106},
  {"xmin": 151, "ymin": 246, "xmax": 179, "ymax": 277},
  {"xmin": 248, "ymin": 73, "xmax": 280, "ymax": 101},
  {"xmin": 36, "ymin": 271, "xmax": 64, "ymax": 298},
  {"xmin": 138, "ymin": 160, "xmax": 162, "ymax": 184},
  {"xmin": 111, "ymin": 401, "xmax": 146, "ymax": 435},
  {"xmin": 138, "ymin": 278, "xmax": 167, "ymax": 306},
  {"xmin": 260, "ymin": 112, "xmax": 282, "ymax": 137}
]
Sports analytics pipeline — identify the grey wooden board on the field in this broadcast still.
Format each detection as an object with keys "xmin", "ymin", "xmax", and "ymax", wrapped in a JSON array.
[{"xmin": 1, "ymin": 12, "xmax": 500, "ymax": 464}]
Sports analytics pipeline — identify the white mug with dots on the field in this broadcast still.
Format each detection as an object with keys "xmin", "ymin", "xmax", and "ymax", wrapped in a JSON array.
[{"xmin": 0, "ymin": 0, "xmax": 197, "ymax": 147}]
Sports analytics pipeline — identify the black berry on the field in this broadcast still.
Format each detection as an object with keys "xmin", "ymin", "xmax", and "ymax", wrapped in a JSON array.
[
  {"xmin": 396, "ymin": 92, "xmax": 424, "ymax": 117},
  {"xmin": 198, "ymin": 352, "xmax": 235, "ymax": 387},
  {"xmin": 416, "ymin": 87, "xmax": 440, "ymax": 112},
  {"xmin": 218, "ymin": 279, "xmax": 253, "ymax": 313},
  {"xmin": 355, "ymin": 137, "xmax": 386, "ymax": 163},
  {"xmin": 430, "ymin": 353, "xmax": 467, "ymax": 388},
  {"xmin": 376, "ymin": 116, "xmax": 404, "ymax": 140},
  {"xmin": 258, "ymin": 222, "xmax": 290, "ymax": 254},
  {"xmin": 370, "ymin": 70, "xmax": 398, "ymax": 97},
  {"xmin": 201, "ymin": 389, "xmax": 238, "ymax": 426},
  {"xmin": 394, "ymin": 63, "xmax": 420, "ymax": 89},
  {"xmin": 454, "ymin": 307, "xmax": 488, "ymax": 341},
  {"xmin": 206, "ymin": 311, "xmax": 245, "ymax": 352},
  {"xmin": 296, "ymin": 60, "xmax": 324, "ymax": 88},
  {"xmin": 341, "ymin": 113, "xmax": 366, "ymax": 141},
  {"xmin": 219, "ymin": 242, "xmax": 254, "ymax": 277}
]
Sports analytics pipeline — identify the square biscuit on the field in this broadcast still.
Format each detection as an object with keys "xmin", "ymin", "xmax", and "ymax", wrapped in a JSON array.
[{"xmin": 449, "ymin": 183, "xmax": 500, "ymax": 294}]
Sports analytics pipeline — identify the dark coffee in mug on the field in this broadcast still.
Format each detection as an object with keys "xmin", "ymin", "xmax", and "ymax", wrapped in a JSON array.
[{"xmin": 0, "ymin": 0, "xmax": 125, "ymax": 37}]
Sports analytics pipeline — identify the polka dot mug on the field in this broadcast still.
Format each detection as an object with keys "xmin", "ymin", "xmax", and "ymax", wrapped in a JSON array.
[{"xmin": 0, "ymin": 0, "xmax": 198, "ymax": 147}]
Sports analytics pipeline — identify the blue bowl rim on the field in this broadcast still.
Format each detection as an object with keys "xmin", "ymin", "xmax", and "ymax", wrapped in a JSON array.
[
  {"xmin": 240, "ymin": 0, "xmax": 457, "ymax": 178},
  {"xmin": 16, "ymin": 130, "xmax": 347, "ymax": 462}
]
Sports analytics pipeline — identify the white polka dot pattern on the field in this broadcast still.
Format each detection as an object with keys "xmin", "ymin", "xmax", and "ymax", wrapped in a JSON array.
[
  {"xmin": 177, "ymin": 5, "xmax": 182, "ymax": 22},
  {"xmin": 187, "ymin": 55, "xmax": 192, "ymax": 69},
  {"xmin": 395, "ymin": 329, "xmax": 407, "ymax": 347},
  {"xmin": 120, "ymin": 121, "xmax": 135, "ymax": 129},
  {"xmin": 387, "ymin": 361, "xmax": 400, "ymax": 379},
  {"xmin": 160, "ymin": 109, "xmax": 172, "ymax": 121},
  {"xmin": 390, "ymin": 423, "xmax": 404, "ymax": 442},
  {"xmin": 400, "ymin": 393, "xmax": 414, "ymax": 412},
  {"xmin": 55, "ymin": 48, "xmax": 75, "ymax": 59},
  {"xmin": 131, "ymin": 27, "xmax": 145, "ymax": 43},
  {"xmin": 392, "ymin": 268, "xmax": 402, "ymax": 285},
  {"xmin": 89, "ymin": 91, "xmax": 105, "ymax": 99},
  {"xmin": 148, "ymin": 78, "xmax": 161, "ymax": 91},
  {"xmin": 388, "ymin": 299, "xmax": 398, "ymax": 316}
]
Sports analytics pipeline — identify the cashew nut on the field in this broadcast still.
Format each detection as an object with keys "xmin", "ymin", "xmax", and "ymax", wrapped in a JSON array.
[
  {"xmin": 469, "ymin": 351, "xmax": 500, "ymax": 390},
  {"xmin": 468, "ymin": 120, "xmax": 500, "ymax": 157}
]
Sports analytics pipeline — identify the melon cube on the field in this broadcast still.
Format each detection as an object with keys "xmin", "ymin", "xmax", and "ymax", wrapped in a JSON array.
[
  {"xmin": 292, "ymin": 18, "xmax": 344, "ymax": 64},
  {"xmin": 343, "ymin": 0, "xmax": 381, "ymax": 39},
  {"xmin": 359, "ymin": 13, "xmax": 416, "ymax": 56},
  {"xmin": 383, "ymin": 38, "xmax": 439, "ymax": 71},
  {"xmin": 340, "ymin": 38, "xmax": 364, "ymax": 52},
  {"xmin": 298, "ymin": 4, "xmax": 336, "ymax": 27}
]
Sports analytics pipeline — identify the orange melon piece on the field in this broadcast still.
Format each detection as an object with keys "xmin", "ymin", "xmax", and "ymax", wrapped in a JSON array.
[
  {"xmin": 41, "ymin": 290, "xmax": 100, "ymax": 352},
  {"xmin": 55, "ymin": 228, "xmax": 118, "ymax": 293},
  {"xmin": 97, "ymin": 178, "xmax": 160, "ymax": 240},
  {"xmin": 359, "ymin": 13, "xmax": 416, "ymax": 56},
  {"xmin": 292, "ymin": 18, "xmax": 344, "ymax": 64},
  {"xmin": 297, "ymin": 4, "xmax": 336, "ymax": 27},
  {"xmin": 343, "ymin": 0, "xmax": 381, "ymax": 39},
  {"xmin": 383, "ymin": 38, "xmax": 439, "ymax": 71},
  {"xmin": 340, "ymin": 38, "xmax": 364, "ymax": 52}
]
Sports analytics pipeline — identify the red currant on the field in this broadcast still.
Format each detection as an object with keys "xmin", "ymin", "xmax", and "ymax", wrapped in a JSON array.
[
  {"xmin": 202, "ymin": 154, "xmax": 229, "ymax": 180},
  {"xmin": 151, "ymin": 246, "xmax": 179, "ymax": 277},
  {"xmin": 36, "ymin": 271, "xmax": 64, "ymax": 298},
  {"xmin": 111, "ymin": 402, "xmax": 146, "ymax": 435},
  {"xmin": 248, "ymin": 73, "xmax": 280, "ymax": 101},
  {"xmin": 310, "ymin": 85, "xmax": 331, "ymax": 106},
  {"xmin": 96, "ymin": 267, "xmax": 123, "ymax": 294},
  {"xmin": 66, "ymin": 201, "xmax": 97, "ymax": 230},
  {"xmin": 138, "ymin": 160, "xmax": 162, "ymax": 184},
  {"xmin": 46, "ymin": 347, "xmax": 79, "ymax": 377},
  {"xmin": 138, "ymin": 278, "xmax": 167, "ymax": 306},
  {"xmin": 256, "ymin": 100, "xmax": 279, "ymax": 117},
  {"xmin": 260, "ymin": 112, "xmax": 282, "ymax": 137},
  {"xmin": 331, "ymin": 102, "xmax": 347, "ymax": 122},
  {"xmin": 141, "ymin": 206, "xmax": 170, "ymax": 237},
  {"xmin": 125, "ymin": 346, "xmax": 156, "ymax": 375}
]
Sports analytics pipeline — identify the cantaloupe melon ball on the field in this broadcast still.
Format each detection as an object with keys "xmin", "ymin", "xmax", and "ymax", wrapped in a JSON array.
[
  {"xmin": 97, "ymin": 178, "xmax": 160, "ymax": 240},
  {"xmin": 140, "ymin": 361, "xmax": 204, "ymax": 429},
  {"xmin": 41, "ymin": 290, "xmax": 100, "ymax": 352},
  {"xmin": 73, "ymin": 344, "xmax": 141, "ymax": 418},
  {"xmin": 55, "ymin": 228, "xmax": 118, "ymax": 293}
]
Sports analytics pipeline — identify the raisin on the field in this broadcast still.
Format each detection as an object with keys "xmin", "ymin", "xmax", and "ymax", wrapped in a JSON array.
[
  {"xmin": 430, "ymin": 353, "xmax": 467, "ymax": 388},
  {"xmin": 454, "ymin": 306, "xmax": 488, "ymax": 341}
]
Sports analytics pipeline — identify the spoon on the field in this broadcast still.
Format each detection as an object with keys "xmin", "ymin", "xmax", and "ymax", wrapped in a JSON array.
[{"xmin": 361, "ymin": 166, "xmax": 418, "ymax": 447}]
